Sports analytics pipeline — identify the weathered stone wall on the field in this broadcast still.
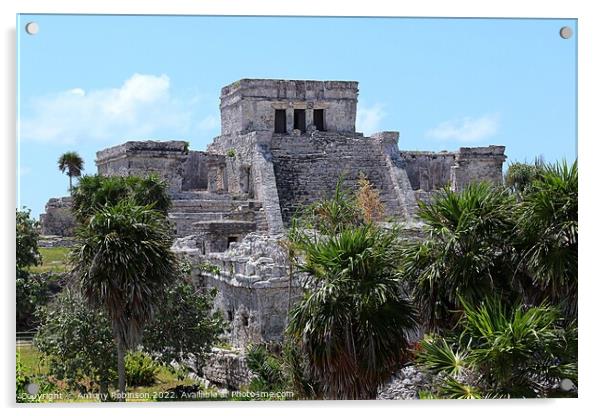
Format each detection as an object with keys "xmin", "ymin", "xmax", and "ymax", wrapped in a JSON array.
[
  {"xmin": 202, "ymin": 348, "xmax": 251, "ymax": 389},
  {"xmin": 208, "ymin": 131, "xmax": 284, "ymax": 235},
  {"xmin": 176, "ymin": 233, "xmax": 301, "ymax": 347},
  {"xmin": 96, "ymin": 140, "xmax": 213, "ymax": 194},
  {"xmin": 219, "ymin": 79, "xmax": 358, "ymax": 135},
  {"xmin": 269, "ymin": 131, "xmax": 417, "ymax": 225},
  {"xmin": 38, "ymin": 235, "xmax": 76, "ymax": 248},
  {"xmin": 181, "ymin": 151, "xmax": 209, "ymax": 191},
  {"xmin": 39, "ymin": 197, "xmax": 76, "ymax": 237},
  {"xmin": 96, "ymin": 140, "xmax": 187, "ymax": 192},
  {"xmin": 451, "ymin": 146, "xmax": 506, "ymax": 191},
  {"xmin": 400, "ymin": 151, "xmax": 455, "ymax": 191}
]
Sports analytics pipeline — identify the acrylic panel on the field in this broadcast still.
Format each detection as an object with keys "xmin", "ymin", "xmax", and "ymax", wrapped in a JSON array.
[{"xmin": 16, "ymin": 14, "xmax": 577, "ymax": 403}]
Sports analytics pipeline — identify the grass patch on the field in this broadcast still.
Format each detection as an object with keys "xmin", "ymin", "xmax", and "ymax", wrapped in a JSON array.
[
  {"xmin": 29, "ymin": 247, "xmax": 70, "ymax": 274},
  {"xmin": 17, "ymin": 344, "xmax": 48, "ymax": 376}
]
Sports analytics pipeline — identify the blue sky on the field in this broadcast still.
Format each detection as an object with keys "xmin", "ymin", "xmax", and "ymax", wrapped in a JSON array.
[{"xmin": 17, "ymin": 15, "xmax": 577, "ymax": 218}]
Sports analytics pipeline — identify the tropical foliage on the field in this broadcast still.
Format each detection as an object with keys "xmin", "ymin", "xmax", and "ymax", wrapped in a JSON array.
[
  {"xmin": 58, "ymin": 151, "xmax": 84, "ymax": 191},
  {"xmin": 246, "ymin": 344, "xmax": 288, "ymax": 393},
  {"xmin": 416, "ymin": 297, "xmax": 577, "ymax": 398},
  {"xmin": 142, "ymin": 280, "xmax": 224, "ymax": 375},
  {"xmin": 514, "ymin": 161, "xmax": 578, "ymax": 319},
  {"xmin": 125, "ymin": 351, "xmax": 160, "ymax": 387},
  {"xmin": 16, "ymin": 208, "xmax": 41, "ymax": 270},
  {"xmin": 71, "ymin": 200, "xmax": 178, "ymax": 399},
  {"xmin": 400, "ymin": 183, "xmax": 518, "ymax": 329},
  {"xmin": 16, "ymin": 209, "xmax": 51, "ymax": 331},
  {"xmin": 71, "ymin": 174, "xmax": 170, "ymax": 223},
  {"xmin": 34, "ymin": 289, "xmax": 117, "ymax": 399},
  {"xmin": 504, "ymin": 157, "xmax": 544, "ymax": 194},
  {"xmin": 286, "ymin": 178, "xmax": 418, "ymax": 399},
  {"xmin": 406, "ymin": 160, "xmax": 578, "ymax": 399},
  {"xmin": 16, "ymin": 272, "xmax": 58, "ymax": 331}
]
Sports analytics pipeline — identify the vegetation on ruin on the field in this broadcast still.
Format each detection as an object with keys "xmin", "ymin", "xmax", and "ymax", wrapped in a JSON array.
[
  {"xmin": 356, "ymin": 172, "xmax": 385, "ymax": 223},
  {"xmin": 57, "ymin": 151, "xmax": 84, "ymax": 192}
]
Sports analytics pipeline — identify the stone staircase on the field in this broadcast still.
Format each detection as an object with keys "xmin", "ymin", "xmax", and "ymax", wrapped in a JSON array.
[{"xmin": 168, "ymin": 191, "xmax": 266, "ymax": 237}]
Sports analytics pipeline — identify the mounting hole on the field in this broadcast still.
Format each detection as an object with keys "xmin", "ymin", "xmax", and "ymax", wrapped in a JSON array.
[
  {"xmin": 559, "ymin": 26, "xmax": 573, "ymax": 39},
  {"xmin": 25, "ymin": 22, "xmax": 39, "ymax": 35}
]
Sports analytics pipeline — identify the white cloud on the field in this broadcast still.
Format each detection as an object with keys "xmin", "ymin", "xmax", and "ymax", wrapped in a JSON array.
[
  {"xmin": 426, "ymin": 113, "xmax": 501, "ymax": 143},
  {"xmin": 20, "ymin": 73, "xmax": 213, "ymax": 144},
  {"xmin": 356, "ymin": 103, "xmax": 386, "ymax": 135}
]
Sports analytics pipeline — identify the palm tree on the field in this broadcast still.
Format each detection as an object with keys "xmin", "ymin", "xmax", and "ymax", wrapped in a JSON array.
[
  {"xmin": 71, "ymin": 201, "xmax": 178, "ymax": 400},
  {"xmin": 71, "ymin": 174, "xmax": 171, "ymax": 223},
  {"xmin": 400, "ymin": 183, "xmax": 518, "ymax": 330},
  {"xmin": 514, "ymin": 160, "xmax": 578, "ymax": 319},
  {"xmin": 58, "ymin": 151, "xmax": 84, "ymax": 192},
  {"xmin": 287, "ymin": 223, "xmax": 417, "ymax": 399},
  {"xmin": 505, "ymin": 162, "xmax": 542, "ymax": 194}
]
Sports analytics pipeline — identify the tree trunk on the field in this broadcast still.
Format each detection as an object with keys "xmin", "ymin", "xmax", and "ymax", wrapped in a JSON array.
[
  {"xmin": 99, "ymin": 380, "xmax": 109, "ymax": 402},
  {"xmin": 68, "ymin": 175, "xmax": 72, "ymax": 192},
  {"xmin": 117, "ymin": 338, "xmax": 126, "ymax": 402}
]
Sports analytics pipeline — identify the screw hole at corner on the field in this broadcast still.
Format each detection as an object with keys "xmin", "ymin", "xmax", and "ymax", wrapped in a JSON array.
[{"xmin": 25, "ymin": 22, "xmax": 39, "ymax": 35}]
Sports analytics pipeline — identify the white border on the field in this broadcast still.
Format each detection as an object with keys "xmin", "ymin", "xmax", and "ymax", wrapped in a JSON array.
[{"xmin": 2, "ymin": 1, "xmax": 600, "ymax": 416}]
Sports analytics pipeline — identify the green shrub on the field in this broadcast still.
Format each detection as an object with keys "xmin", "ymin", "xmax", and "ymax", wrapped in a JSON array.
[
  {"xmin": 16, "ymin": 208, "xmax": 41, "ymax": 270},
  {"xmin": 16, "ymin": 352, "xmax": 36, "ymax": 403},
  {"xmin": 125, "ymin": 351, "xmax": 159, "ymax": 387},
  {"xmin": 246, "ymin": 344, "xmax": 287, "ymax": 392},
  {"xmin": 141, "ymin": 281, "xmax": 224, "ymax": 376},
  {"xmin": 226, "ymin": 148, "xmax": 236, "ymax": 158},
  {"xmin": 16, "ymin": 270, "xmax": 55, "ymax": 331},
  {"xmin": 34, "ymin": 289, "xmax": 117, "ymax": 396},
  {"xmin": 416, "ymin": 297, "xmax": 577, "ymax": 398}
]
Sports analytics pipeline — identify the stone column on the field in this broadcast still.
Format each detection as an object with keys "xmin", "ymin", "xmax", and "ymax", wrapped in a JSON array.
[
  {"xmin": 306, "ymin": 103, "xmax": 314, "ymax": 130},
  {"xmin": 286, "ymin": 107, "xmax": 294, "ymax": 133}
]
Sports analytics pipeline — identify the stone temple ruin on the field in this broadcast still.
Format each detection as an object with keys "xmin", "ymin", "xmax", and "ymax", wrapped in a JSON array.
[{"xmin": 40, "ymin": 79, "xmax": 506, "ymax": 386}]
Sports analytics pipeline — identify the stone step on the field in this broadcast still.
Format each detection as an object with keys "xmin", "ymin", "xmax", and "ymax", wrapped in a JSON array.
[
  {"xmin": 170, "ymin": 191, "xmax": 234, "ymax": 201},
  {"xmin": 170, "ymin": 200, "xmax": 262, "ymax": 212},
  {"xmin": 169, "ymin": 211, "xmax": 256, "ymax": 222}
]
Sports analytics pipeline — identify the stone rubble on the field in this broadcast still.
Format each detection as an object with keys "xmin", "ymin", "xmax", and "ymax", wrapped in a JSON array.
[{"xmin": 377, "ymin": 365, "xmax": 431, "ymax": 400}]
